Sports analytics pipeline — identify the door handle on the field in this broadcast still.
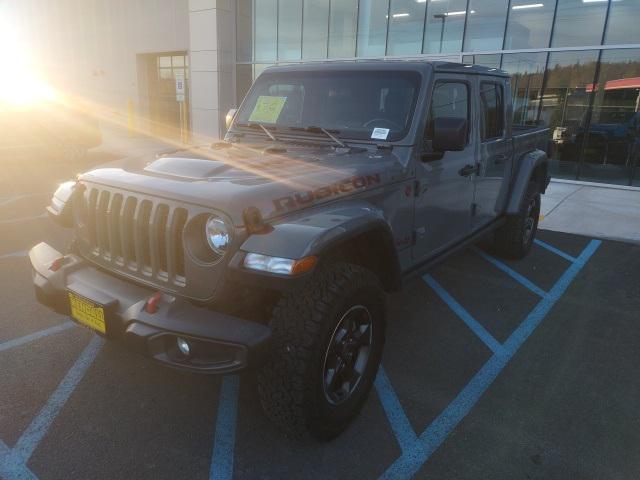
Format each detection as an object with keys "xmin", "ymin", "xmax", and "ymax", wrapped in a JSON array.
[
  {"xmin": 458, "ymin": 164, "xmax": 477, "ymax": 177},
  {"xmin": 492, "ymin": 154, "xmax": 508, "ymax": 165}
]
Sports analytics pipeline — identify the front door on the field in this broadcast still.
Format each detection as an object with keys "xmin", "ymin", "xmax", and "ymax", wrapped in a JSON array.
[
  {"xmin": 473, "ymin": 80, "xmax": 511, "ymax": 228},
  {"xmin": 412, "ymin": 77, "xmax": 476, "ymax": 261}
]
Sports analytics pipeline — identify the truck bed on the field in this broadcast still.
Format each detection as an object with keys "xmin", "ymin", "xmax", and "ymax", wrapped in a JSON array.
[{"xmin": 512, "ymin": 125, "xmax": 549, "ymax": 158}]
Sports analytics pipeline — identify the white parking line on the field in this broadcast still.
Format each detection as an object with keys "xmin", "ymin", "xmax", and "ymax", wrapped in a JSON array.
[
  {"xmin": 0, "ymin": 213, "xmax": 47, "ymax": 225},
  {"xmin": 0, "ymin": 251, "xmax": 28, "ymax": 261},
  {"xmin": 0, "ymin": 193, "xmax": 47, "ymax": 207}
]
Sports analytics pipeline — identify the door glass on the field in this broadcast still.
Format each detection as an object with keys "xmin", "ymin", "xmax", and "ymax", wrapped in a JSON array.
[
  {"xmin": 328, "ymin": 0, "xmax": 358, "ymax": 58},
  {"xmin": 551, "ymin": 0, "xmax": 607, "ymax": 48},
  {"xmin": 464, "ymin": 0, "xmax": 509, "ymax": 52},
  {"xmin": 541, "ymin": 50, "xmax": 599, "ymax": 180},
  {"xmin": 356, "ymin": 0, "xmax": 390, "ymax": 57},
  {"xmin": 423, "ymin": 0, "xmax": 467, "ymax": 54},
  {"xmin": 605, "ymin": 0, "xmax": 640, "ymax": 45},
  {"xmin": 278, "ymin": 0, "xmax": 302, "ymax": 60},
  {"xmin": 302, "ymin": 0, "xmax": 330, "ymax": 59},
  {"xmin": 425, "ymin": 82, "xmax": 469, "ymax": 147},
  {"xmin": 579, "ymin": 49, "xmax": 640, "ymax": 186},
  {"xmin": 479, "ymin": 83, "xmax": 505, "ymax": 141},
  {"xmin": 504, "ymin": 0, "xmax": 556, "ymax": 49},
  {"xmin": 501, "ymin": 52, "xmax": 547, "ymax": 126},
  {"xmin": 387, "ymin": 0, "xmax": 426, "ymax": 56}
]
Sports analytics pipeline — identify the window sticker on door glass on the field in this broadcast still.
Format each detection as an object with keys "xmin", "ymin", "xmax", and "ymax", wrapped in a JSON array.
[
  {"xmin": 249, "ymin": 96, "xmax": 287, "ymax": 123},
  {"xmin": 371, "ymin": 127, "xmax": 390, "ymax": 140}
]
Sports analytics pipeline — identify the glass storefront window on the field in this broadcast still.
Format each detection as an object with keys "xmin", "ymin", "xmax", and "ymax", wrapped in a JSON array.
[
  {"xmin": 328, "ymin": 0, "xmax": 358, "ymax": 58},
  {"xmin": 469, "ymin": 54, "xmax": 502, "ymax": 69},
  {"xmin": 423, "ymin": 0, "xmax": 467, "ymax": 54},
  {"xmin": 255, "ymin": 0, "xmax": 277, "ymax": 61},
  {"xmin": 501, "ymin": 52, "xmax": 547, "ymax": 125},
  {"xmin": 604, "ymin": 0, "xmax": 640, "ymax": 46},
  {"xmin": 542, "ymin": 50, "xmax": 599, "ymax": 179},
  {"xmin": 579, "ymin": 49, "xmax": 640, "ymax": 185},
  {"xmin": 278, "ymin": 0, "xmax": 302, "ymax": 60},
  {"xmin": 356, "ymin": 0, "xmax": 389, "ymax": 57},
  {"xmin": 464, "ymin": 0, "xmax": 509, "ymax": 52},
  {"xmin": 302, "ymin": 0, "xmax": 329, "ymax": 59},
  {"xmin": 236, "ymin": 0, "xmax": 253, "ymax": 62},
  {"xmin": 504, "ymin": 0, "xmax": 556, "ymax": 50},
  {"xmin": 236, "ymin": 64, "xmax": 253, "ymax": 106},
  {"xmin": 551, "ymin": 0, "xmax": 607, "ymax": 48},
  {"xmin": 387, "ymin": 0, "xmax": 426, "ymax": 56}
]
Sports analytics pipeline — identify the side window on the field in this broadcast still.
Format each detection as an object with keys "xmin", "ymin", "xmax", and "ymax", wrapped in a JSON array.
[
  {"xmin": 425, "ymin": 81, "xmax": 469, "ymax": 145},
  {"xmin": 480, "ymin": 82, "xmax": 504, "ymax": 141}
]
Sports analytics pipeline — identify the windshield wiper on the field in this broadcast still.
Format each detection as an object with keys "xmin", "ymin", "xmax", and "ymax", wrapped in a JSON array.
[
  {"xmin": 290, "ymin": 126, "xmax": 347, "ymax": 148},
  {"xmin": 235, "ymin": 122, "xmax": 279, "ymax": 142}
]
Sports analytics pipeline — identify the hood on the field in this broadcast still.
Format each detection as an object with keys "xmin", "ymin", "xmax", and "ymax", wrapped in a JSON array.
[{"xmin": 80, "ymin": 141, "xmax": 407, "ymax": 225}]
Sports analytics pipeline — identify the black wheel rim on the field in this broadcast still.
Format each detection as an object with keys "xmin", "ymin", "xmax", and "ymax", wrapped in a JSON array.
[
  {"xmin": 523, "ymin": 196, "xmax": 538, "ymax": 247},
  {"xmin": 322, "ymin": 305, "xmax": 373, "ymax": 406}
]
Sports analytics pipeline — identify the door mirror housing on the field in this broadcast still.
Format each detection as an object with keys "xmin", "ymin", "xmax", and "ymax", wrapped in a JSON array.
[
  {"xmin": 225, "ymin": 108, "xmax": 238, "ymax": 130},
  {"xmin": 432, "ymin": 117, "xmax": 467, "ymax": 152}
]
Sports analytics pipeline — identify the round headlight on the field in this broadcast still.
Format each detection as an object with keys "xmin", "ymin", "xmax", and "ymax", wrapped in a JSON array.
[{"xmin": 205, "ymin": 215, "xmax": 231, "ymax": 255}]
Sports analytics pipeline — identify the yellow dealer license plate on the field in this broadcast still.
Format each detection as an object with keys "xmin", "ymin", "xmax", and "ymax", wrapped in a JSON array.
[{"xmin": 68, "ymin": 292, "xmax": 106, "ymax": 334}]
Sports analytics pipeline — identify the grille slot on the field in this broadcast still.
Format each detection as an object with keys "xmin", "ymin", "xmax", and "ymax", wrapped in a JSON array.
[{"xmin": 79, "ymin": 187, "xmax": 188, "ymax": 286}]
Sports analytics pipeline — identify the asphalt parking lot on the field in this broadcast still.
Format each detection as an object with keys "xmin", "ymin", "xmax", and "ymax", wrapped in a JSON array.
[{"xmin": 1, "ymin": 149, "xmax": 640, "ymax": 479}]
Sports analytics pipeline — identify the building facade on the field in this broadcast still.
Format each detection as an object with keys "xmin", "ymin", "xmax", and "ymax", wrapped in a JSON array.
[{"xmin": 5, "ymin": 0, "xmax": 640, "ymax": 186}]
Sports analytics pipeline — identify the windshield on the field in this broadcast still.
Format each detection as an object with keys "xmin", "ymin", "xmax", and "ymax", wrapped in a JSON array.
[{"xmin": 234, "ymin": 70, "xmax": 422, "ymax": 142}]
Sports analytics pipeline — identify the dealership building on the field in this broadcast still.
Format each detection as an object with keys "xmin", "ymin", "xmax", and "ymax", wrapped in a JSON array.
[{"xmin": 6, "ymin": 0, "xmax": 640, "ymax": 186}]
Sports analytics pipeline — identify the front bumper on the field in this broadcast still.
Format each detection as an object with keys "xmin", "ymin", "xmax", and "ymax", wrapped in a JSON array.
[{"xmin": 29, "ymin": 242, "xmax": 271, "ymax": 374}]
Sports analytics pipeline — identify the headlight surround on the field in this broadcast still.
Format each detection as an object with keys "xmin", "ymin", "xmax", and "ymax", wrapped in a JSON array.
[{"xmin": 205, "ymin": 215, "xmax": 231, "ymax": 255}]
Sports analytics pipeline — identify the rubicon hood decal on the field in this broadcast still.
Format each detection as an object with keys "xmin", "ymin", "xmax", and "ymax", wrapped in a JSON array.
[{"xmin": 274, "ymin": 173, "xmax": 381, "ymax": 212}]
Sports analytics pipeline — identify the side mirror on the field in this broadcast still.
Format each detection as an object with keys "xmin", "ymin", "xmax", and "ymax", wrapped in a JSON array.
[
  {"xmin": 225, "ymin": 108, "xmax": 238, "ymax": 130},
  {"xmin": 432, "ymin": 117, "xmax": 467, "ymax": 152}
]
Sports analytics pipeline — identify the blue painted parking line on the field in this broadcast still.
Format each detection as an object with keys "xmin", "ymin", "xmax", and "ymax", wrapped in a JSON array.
[
  {"xmin": 12, "ymin": 335, "xmax": 103, "ymax": 463},
  {"xmin": 534, "ymin": 239, "xmax": 577, "ymax": 263},
  {"xmin": 424, "ymin": 275, "xmax": 504, "ymax": 354},
  {"xmin": 209, "ymin": 375, "xmax": 240, "ymax": 480},
  {"xmin": 0, "ymin": 335, "xmax": 103, "ymax": 480},
  {"xmin": 473, "ymin": 247, "xmax": 547, "ymax": 297},
  {"xmin": 379, "ymin": 239, "xmax": 601, "ymax": 479},
  {"xmin": 375, "ymin": 365, "xmax": 417, "ymax": 452},
  {"xmin": 0, "ymin": 322, "xmax": 76, "ymax": 353}
]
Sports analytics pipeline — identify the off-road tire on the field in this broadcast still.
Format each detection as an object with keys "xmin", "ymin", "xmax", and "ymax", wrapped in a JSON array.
[
  {"xmin": 494, "ymin": 183, "xmax": 541, "ymax": 259},
  {"xmin": 257, "ymin": 262, "xmax": 386, "ymax": 440}
]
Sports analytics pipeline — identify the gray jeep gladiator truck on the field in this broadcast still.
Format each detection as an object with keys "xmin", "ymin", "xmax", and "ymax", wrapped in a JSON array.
[{"xmin": 30, "ymin": 61, "xmax": 549, "ymax": 440}]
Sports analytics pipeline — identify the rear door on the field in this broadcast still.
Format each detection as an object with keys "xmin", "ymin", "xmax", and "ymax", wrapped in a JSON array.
[
  {"xmin": 473, "ymin": 79, "xmax": 512, "ymax": 228},
  {"xmin": 412, "ymin": 76, "xmax": 476, "ymax": 261}
]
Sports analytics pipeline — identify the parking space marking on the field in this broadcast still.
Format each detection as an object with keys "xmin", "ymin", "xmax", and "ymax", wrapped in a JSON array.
[
  {"xmin": 12, "ymin": 335, "xmax": 103, "ymax": 462},
  {"xmin": 379, "ymin": 239, "xmax": 601, "ymax": 479},
  {"xmin": 0, "ymin": 214, "xmax": 47, "ymax": 226},
  {"xmin": 473, "ymin": 247, "xmax": 547, "ymax": 297},
  {"xmin": 0, "ymin": 251, "xmax": 28, "ymax": 261},
  {"xmin": 209, "ymin": 375, "xmax": 240, "ymax": 480},
  {"xmin": 0, "ymin": 322, "xmax": 76, "ymax": 353},
  {"xmin": 0, "ymin": 440, "xmax": 38, "ymax": 480},
  {"xmin": 375, "ymin": 366, "xmax": 418, "ymax": 452},
  {"xmin": 533, "ymin": 239, "xmax": 577, "ymax": 262},
  {"xmin": 0, "ymin": 194, "xmax": 47, "ymax": 208},
  {"xmin": 424, "ymin": 275, "xmax": 504, "ymax": 354}
]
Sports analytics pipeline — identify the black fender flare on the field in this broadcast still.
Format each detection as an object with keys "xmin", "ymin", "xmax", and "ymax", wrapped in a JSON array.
[
  {"xmin": 234, "ymin": 202, "xmax": 402, "ymax": 291},
  {"xmin": 506, "ymin": 149, "xmax": 549, "ymax": 215}
]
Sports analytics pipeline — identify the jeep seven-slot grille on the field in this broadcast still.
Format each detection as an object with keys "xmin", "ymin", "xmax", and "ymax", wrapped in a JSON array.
[{"xmin": 78, "ymin": 187, "xmax": 188, "ymax": 285}]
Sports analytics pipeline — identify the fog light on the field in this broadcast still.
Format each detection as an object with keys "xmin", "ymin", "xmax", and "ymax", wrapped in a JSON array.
[{"xmin": 176, "ymin": 337, "xmax": 190, "ymax": 357}]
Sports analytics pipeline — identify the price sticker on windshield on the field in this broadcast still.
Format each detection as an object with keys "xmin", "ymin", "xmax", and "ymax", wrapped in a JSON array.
[
  {"xmin": 249, "ymin": 96, "xmax": 287, "ymax": 123},
  {"xmin": 371, "ymin": 127, "xmax": 390, "ymax": 140}
]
